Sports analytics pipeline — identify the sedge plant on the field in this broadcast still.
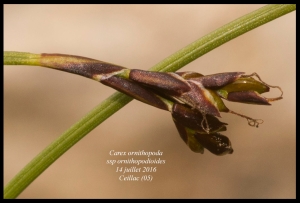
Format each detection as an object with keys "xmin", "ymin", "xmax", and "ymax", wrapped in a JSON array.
[{"xmin": 3, "ymin": 4, "xmax": 296, "ymax": 198}]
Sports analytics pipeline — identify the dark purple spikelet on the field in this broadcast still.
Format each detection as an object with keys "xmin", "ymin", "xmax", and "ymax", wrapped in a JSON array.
[{"xmin": 38, "ymin": 53, "xmax": 283, "ymax": 155}]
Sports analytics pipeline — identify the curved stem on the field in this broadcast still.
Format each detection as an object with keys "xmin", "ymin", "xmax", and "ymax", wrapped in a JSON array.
[
  {"xmin": 151, "ymin": 4, "xmax": 296, "ymax": 72},
  {"xmin": 4, "ymin": 4, "xmax": 296, "ymax": 199}
]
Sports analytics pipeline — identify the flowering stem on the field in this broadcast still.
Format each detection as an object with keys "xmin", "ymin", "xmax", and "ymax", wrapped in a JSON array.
[{"xmin": 4, "ymin": 4, "xmax": 295, "ymax": 199}]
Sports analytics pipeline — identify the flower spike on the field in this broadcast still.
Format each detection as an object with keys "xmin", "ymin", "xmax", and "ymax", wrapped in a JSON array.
[{"xmin": 30, "ymin": 53, "xmax": 284, "ymax": 155}]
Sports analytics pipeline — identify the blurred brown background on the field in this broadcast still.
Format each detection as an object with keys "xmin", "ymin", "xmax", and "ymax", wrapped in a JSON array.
[{"xmin": 4, "ymin": 5, "xmax": 295, "ymax": 198}]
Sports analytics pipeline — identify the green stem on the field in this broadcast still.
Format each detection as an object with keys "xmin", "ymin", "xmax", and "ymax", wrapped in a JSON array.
[
  {"xmin": 151, "ymin": 4, "xmax": 296, "ymax": 72},
  {"xmin": 4, "ymin": 4, "xmax": 295, "ymax": 199},
  {"xmin": 4, "ymin": 52, "xmax": 41, "ymax": 66}
]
